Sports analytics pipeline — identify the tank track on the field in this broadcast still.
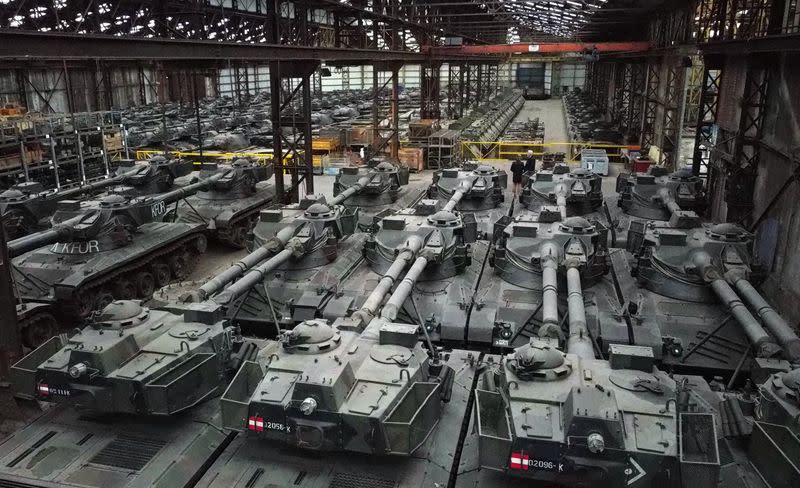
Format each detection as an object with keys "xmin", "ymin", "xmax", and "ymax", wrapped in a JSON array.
[
  {"xmin": 214, "ymin": 206, "xmax": 264, "ymax": 249},
  {"xmin": 18, "ymin": 232, "xmax": 206, "ymax": 348}
]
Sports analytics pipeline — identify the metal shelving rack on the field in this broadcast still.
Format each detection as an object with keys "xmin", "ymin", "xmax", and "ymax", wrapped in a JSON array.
[{"xmin": 0, "ymin": 111, "xmax": 129, "ymax": 191}]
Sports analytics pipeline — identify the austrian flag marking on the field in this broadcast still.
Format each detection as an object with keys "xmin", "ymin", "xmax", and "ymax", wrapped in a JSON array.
[
  {"xmin": 510, "ymin": 452, "xmax": 529, "ymax": 470},
  {"xmin": 247, "ymin": 416, "xmax": 265, "ymax": 431}
]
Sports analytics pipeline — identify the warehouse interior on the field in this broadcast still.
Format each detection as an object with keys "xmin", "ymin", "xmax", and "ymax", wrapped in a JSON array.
[{"xmin": 1, "ymin": 1, "xmax": 800, "ymax": 487}]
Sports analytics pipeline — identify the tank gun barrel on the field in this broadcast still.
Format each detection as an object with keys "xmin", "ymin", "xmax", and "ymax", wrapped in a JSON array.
[
  {"xmin": 380, "ymin": 255, "xmax": 429, "ymax": 321},
  {"xmin": 353, "ymin": 236, "xmax": 424, "ymax": 325},
  {"xmin": 442, "ymin": 178, "xmax": 476, "ymax": 213},
  {"xmin": 566, "ymin": 265, "xmax": 594, "ymax": 360},
  {"xmin": 196, "ymin": 225, "xmax": 296, "ymax": 301},
  {"xmin": 55, "ymin": 167, "xmax": 140, "ymax": 199},
  {"xmin": 657, "ymin": 187, "xmax": 682, "ymax": 215},
  {"xmin": 733, "ymin": 278, "xmax": 800, "ymax": 361},
  {"xmin": 212, "ymin": 248, "xmax": 294, "ymax": 305},
  {"xmin": 540, "ymin": 241, "xmax": 561, "ymax": 337},
  {"xmin": 7, "ymin": 213, "xmax": 89, "ymax": 258},
  {"xmin": 329, "ymin": 175, "xmax": 371, "ymax": 206},
  {"xmin": 156, "ymin": 171, "xmax": 225, "ymax": 205},
  {"xmin": 692, "ymin": 251, "xmax": 779, "ymax": 357}
]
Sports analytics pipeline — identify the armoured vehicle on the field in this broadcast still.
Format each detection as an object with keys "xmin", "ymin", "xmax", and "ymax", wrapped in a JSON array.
[
  {"xmin": 221, "ymin": 195, "xmax": 361, "ymax": 334},
  {"xmin": 470, "ymin": 213, "xmax": 618, "ymax": 349},
  {"xmin": 614, "ymin": 167, "xmax": 705, "ymax": 247},
  {"xmin": 609, "ymin": 221, "xmax": 800, "ymax": 376},
  {"xmin": 427, "ymin": 162, "xmax": 509, "ymax": 234},
  {"xmin": 173, "ymin": 158, "xmax": 275, "ymax": 248},
  {"xmin": 519, "ymin": 165, "xmax": 603, "ymax": 218},
  {"xmin": 468, "ymin": 339, "xmax": 721, "ymax": 487},
  {"xmin": 341, "ymin": 198, "xmax": 484, "ymax": 345},
  {"xmin": 220, "ymin": 315, "xmax": 453, "ymax": 455},
  {"xmin": 11, "ymin": 299, "xmax": 255, "ymax": 415},
  {"xmin": 7, "ymin": 172, "xmax": 227, "ymax": 346},
  {"xmin": 0, "ymin": 156, "xmax": 192, "ymax": 240},
  {"xmin": 332, "ymin": 158, "xmax": 417, "ymax": 230}
]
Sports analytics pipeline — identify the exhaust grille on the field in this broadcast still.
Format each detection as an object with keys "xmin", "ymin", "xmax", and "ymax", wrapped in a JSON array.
[
  {"xmin": 329, "ymin": 472, "xmax": 396, "ymax": 488},
  {"xmin": 89, "ymin": 435, "xmax": 166, "ymax": 471}
]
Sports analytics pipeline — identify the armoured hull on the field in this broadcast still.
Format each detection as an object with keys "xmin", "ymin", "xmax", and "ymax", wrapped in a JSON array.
[
  {"xmin": 198, "ymin": 349, "xmax": 481, "ymax": 488},
  {"xmin": 471, "ymin": 213, "xmax": 620, "ymax": 349},
  {"xmin": 12, "ymin": 221, "xmax": 207, "ymax": 346},
  {"xmin": 176, "ymin": 182, "xmax": 275, "ymax": 248},
  {"xmin": 0, "ymin": 401, "xmax": 231, "ymax": 488}
]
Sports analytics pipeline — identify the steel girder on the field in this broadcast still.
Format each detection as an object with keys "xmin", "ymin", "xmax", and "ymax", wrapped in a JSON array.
[
  {"xmin": 420, "ymin": 62, "xmax": 442, "ymax": 120},
  {"xmin": 691, "ymin": 66, "xmax": 722, "ymax": 181},
  {"xmin": 270, "ymin": 60, "xmax": 319, "ymax": 204},
  {"xmin": 372, "ymin": 62, "xmax": 402, "ymax": 160},
  {"xmin": 725, "ymin": 59, "xmax": 770, "ymax": 224},
  {"xmin": 640, "ymin": 58, "xmax": 660, "ymax": 153},
  {"xmin": 659, "ymin": 59, "xmax": 686, "ymax": 168}
]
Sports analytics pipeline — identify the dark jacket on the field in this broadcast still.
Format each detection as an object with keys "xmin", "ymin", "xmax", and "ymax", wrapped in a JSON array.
[
  {"xmin": 524, "ymin": 156, "xmax": 536, "ymax": 173},
  {"xmin": 510, "ymin": 160, "xmax": 525, "ymax": 182}
]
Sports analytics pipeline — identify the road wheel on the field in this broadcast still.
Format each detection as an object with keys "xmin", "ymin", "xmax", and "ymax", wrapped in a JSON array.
[
  {"xmin": 113, "ymin": 278, "xmax": 137, "ymax": 300},
  {"xmin": 153, "ymin": 263, "xmax": 171, "ymax": 288},
  {"xmin": 136, "ymin": 272, "xmax": 156, "ymax": 299}
]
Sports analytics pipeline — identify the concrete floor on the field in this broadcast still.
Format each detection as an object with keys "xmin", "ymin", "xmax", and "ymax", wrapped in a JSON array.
[{"xmin": 511, "ymin": 98, "xmax": 569, "ymax": 145}]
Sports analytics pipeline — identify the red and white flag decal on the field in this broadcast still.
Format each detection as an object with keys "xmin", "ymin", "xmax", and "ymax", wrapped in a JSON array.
[
  {"xmin": 509, "ymin": 452, "xmax": 529, "ymax": 470},
  {"xmin": 247, "ymin": 416, "xmax": 265, "ymax": 432},
  {"xmin": 37, "ymin": 384, "xmax": 49, "ymax": 396}
]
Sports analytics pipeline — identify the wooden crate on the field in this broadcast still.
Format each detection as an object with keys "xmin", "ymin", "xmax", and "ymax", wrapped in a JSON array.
[
  {"xmin": 104, "ymin": 133, "xmax": 124, "ymax": 151},
  {"xmin": 312, "ymin": 137, "xmax": 340, "ymax": 152},
  {"xmin": 398, "ymin": 147, "xmax": 425, "ymax": 172}
]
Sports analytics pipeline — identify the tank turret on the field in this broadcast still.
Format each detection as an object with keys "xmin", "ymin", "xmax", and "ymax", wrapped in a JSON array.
[
  {"xmin": 617, "ymin": 167, "xmax": 705, "ymax": 226},
  {"xmin": 218, "ymin": 195, "xmax": 360, "ymax": 332},
  {"xmin": 613, "ymin": 221, "xmax": 800, "ymax": 375},
  {"xmin": 173, "ymin": 158, "xmax": 275, "ymax": 248},
  {"xmin": 428, "ymin": 162, "xmax": 507, "ymax": 212},
  {"xmin": 473, "ymin": 340, "xmax": 720, "ymax": 487},
  {"xmin": 332, "ymin": 158, "xmax": 413, "ymax": 230},
  {"xmin": 469, "ymin": 212, "xmax": 615, "ymax": 348},
  {"xmin": 0, "ymin": 157, "xmax": 192, "ymax": 240},
  {"xmin": 520, "ymin": 164, "xmax": 603, "ymax": 218},
  {"xmin": 10, "ymin": 299, "xmax": 256, "ymax": 415},
  {"xmin": 347, "ymin": 198, "xmax": 479, "ymax": 343}
]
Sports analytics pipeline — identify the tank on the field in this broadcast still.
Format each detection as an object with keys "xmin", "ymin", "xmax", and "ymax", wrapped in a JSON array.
[
  {"xmin": 7, "ymin": 171, "xmax": 228, "ymax": 347},
  {"xmin": 427, "ymin": 162, "xmax": 509, "ymax": 233},
  {"xmin": 0, "ymin": 156, "xmax": 192, "ymax": 240},
  {"xmin": 609, "ymin": 221, "xmax": 800, "ymax": 377},
  {"xmin": 615, "ymin": 167, "xmax": 705, "ymax": 248},
  {"xmin": 468, "ymin": 341, "xmax": 721, "ymax": 487},
  {"xmin": 469, "ymin": 213, "xmax": 617, "ymax": 349},
  {"xmin": 220, "ymin": 315, "xmax": 452, "ymax": 455},
  {"xmin": 222, "ymin": 195, "xmax": 361, "ymax": 333},
  {"xmin": 339, "ymin": 198, "xmax": 483, "ymax": 345},
  {"xmin": 332, "ymin": 157, "xmax": 416, "ymax": 230},
  {"xmin": 519, "ymin": 165, "xmax": 604, "ymax": 218},
  {"xmin": 10, "ymin": 299, "xmax": 256, "ymax": 415},
  {"xmin": 173, "ymin": 158, "xmax": 275, "ymax": 248}
]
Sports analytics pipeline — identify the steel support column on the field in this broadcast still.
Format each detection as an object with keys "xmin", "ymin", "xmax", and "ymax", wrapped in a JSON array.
[
  {"xmin": 628, "ymin": 62, "xmax": 646, "ymax": 143},
  {"xmin": 420, "ymin": 62, "xmax": 442, "ymax": 120},
  {"xmin": 446, "ymin": 63, "xmax": 464, "ymax": 119},
  {"xmin": 270, "ymin": 61, "xmax": 319, "ymax": 204},
  {"xmin": 726, "ymin": 59, "xmax": 769, "ymax": 224},
  {"xmin": 659, "ymin": 60, "xmax": 686, "ymax": 168},
  {"xmin": 691, "ymin": 65, "xmax": 722, "ymax": 181},
  {"xmin": 372, "ymin": 62, "xmax": 402, "ymax": 160},
  {"xmin": 640, "ymin": 58, "xmax": 660, "ymax": 153}
]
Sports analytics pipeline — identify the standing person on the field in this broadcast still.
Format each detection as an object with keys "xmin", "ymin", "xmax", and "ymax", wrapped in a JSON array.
[
  {"xmin": 524, "ymin": 149, "xmax": 537, "ymax": 174},
  {"xmin": 510, "ymin": 158, "xmax": 525, "ymax": 195}
]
